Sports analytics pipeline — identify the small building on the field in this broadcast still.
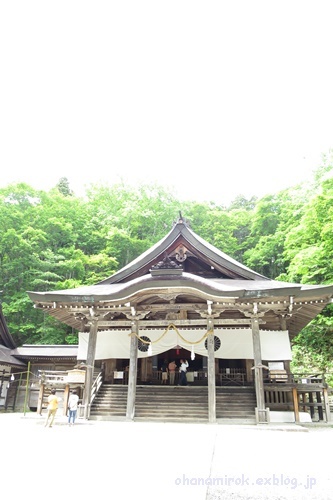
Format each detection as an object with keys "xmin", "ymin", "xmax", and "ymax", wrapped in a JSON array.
[
  {"xmin": 0, "ymin": 303, "xmax": 79, "ymax": 412},
  {"xmin": 0, "ymin": 303, "xmax": 26, "ymax": 409}
]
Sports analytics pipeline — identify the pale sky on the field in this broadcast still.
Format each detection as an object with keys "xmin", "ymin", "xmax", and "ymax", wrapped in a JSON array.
[{"xmin": 1, "ymin": 1, "xmax": 332, "ymax": 205}]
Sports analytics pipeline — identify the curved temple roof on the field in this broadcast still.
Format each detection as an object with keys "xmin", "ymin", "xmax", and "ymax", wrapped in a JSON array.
[
  {"xmin": 98, "ymin": 218, "xmax": 269, "ymax": 284},
  {"xmin": 27, "ymin": 217, "xmax": 333, "ymax": 338}
]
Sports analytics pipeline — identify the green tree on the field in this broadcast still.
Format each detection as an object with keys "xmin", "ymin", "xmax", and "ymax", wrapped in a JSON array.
[
  {"xmin": 56, "ymin": 177, "xmax": 74, "ymax": 196},
  {"xmin": 2, "ymin": 154, "xmax": 333, "ymax": 369}
]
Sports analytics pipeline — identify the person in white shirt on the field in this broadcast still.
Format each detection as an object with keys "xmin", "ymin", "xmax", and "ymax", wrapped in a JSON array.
[
  {"xmin": 179, "ymin": 359, "xmax": 189, "ymax": 386},
  {"xmin": 67, "ymin": 390, "xmax": 79, "ymax": 426}
]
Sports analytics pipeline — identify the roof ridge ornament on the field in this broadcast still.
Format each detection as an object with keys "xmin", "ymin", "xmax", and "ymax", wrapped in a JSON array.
[
  {"xmin": 173, "ymin": 211, "xmax": 191, "ymax": 227},
  {"xmin": 150, "ymin": 253, "xmax": 183, "ymax": 276}
]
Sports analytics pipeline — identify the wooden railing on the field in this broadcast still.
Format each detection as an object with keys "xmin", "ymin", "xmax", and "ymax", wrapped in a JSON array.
[
  {"xmin": 265, "ymin": 372, "xmax": 327, "ymax": 385},
  {"xmin": 90, "ymin": 371, "xmax": 103, "ymax": 405},
  {"xmin": 35, "ymin": 368, "xmax": 332, "ymax": 423},
  {"xmin": 77, "ymin": 371, "xmax": 103, "ymax": 420},
  {"xmin": 264, "ymin": 379, "xmax": 331, "ymax": 423},
  {"xmin": 218, "ymin": 368, "xmax": 246, "ymax": 386}
]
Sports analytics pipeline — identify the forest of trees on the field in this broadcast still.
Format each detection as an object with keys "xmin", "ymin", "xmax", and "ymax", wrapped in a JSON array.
[{"xmin": 1, "ymin": 151, "xmax": 333, "ymax": 378}]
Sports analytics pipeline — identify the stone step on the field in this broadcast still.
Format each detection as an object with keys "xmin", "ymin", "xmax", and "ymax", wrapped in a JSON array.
[
  {"xmin": 93, "ymin": 399, "xmax": 255, "ymax": 408},
  {"xmin": 90, "ymin": 384, "xmax": 257, "ymax": 421}
]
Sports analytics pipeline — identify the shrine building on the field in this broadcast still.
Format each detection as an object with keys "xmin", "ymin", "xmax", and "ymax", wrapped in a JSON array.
[{"xmin": 24, "ymin": 215, "xmax": 333, "ymax": 424}]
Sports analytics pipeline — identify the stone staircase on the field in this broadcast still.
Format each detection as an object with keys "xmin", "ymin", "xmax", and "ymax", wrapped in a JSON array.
[
  {"xmin": 89, "ymin": 384, "xmax": 257, "ymax": 423},
  {"xmin": 216, "ymin": 386, "xmax": 257, "ymax": 423}
]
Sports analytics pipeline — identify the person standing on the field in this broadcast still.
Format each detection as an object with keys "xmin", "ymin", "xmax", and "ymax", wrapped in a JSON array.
[
  {"xmin": 168, "ymin": 360, "xmax": 177, "ymax": 385},
  {"xmin": 67, "ymin": 389, "xmax": 79, "ymax": 426},
  {"xmin": 45, "ymin": 388, "xmax": 59, "ymax": 428},
  {"xmin": 179, "ymin": 359, "xmax": 189, "ymax": 386},
  {"xmin": 161, "ymin": 359, "xmax": 168, "ymax": 384}
]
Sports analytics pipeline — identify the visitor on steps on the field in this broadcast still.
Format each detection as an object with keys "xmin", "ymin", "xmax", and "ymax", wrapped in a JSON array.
[{"xmin": 179, "ymin": 359, "xmax": 189, "ymax": 386}]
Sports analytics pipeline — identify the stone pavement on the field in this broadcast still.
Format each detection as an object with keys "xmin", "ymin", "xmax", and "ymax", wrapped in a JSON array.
[{"xmin": 1, "ymin": 412, "xmax": 332, "ymax": 500}]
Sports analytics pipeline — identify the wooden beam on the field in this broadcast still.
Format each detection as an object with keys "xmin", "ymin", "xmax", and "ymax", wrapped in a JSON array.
[
  {"xmin": 96, "ymin": 318, "xmax": 266, "ymax": 328},
  {"xmin": 41, "ymin": 301, "xmax": 299, "ymax": 317}
]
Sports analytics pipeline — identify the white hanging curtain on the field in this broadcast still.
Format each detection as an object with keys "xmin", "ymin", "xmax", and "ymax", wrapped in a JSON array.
[{"xmin": 78, "ymin": 328, "xmax": 291, "ymax": 360}]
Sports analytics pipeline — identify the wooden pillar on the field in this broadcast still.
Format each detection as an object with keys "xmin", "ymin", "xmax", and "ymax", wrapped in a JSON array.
[
  {"xmin": 63, "ymin": 384, "xmax": 70, "ymax": 416},
  {"xmin": 245, "ymin": 359, "xmax": 253, "ymax": 383},
  {"xmin": 309, "ymin": 392, "xmax": 315, "ymax": 419},
  {"xmin": 146, "ymin": 357, "xmax": 153, "ymax": 382},
  {"xmin": 317, "ymin": 391, "xmax": 324, "ymax": 420},
  {"xmin": 126, "ymin": 320, "xmax": 139, "ymax": 421},
  {"xmin": 83, "ymin": 315, "xmax": 99, "ymax": 419},
  {"xmin": 215, "ymin": 359, "xmax": 219, "ymax": 382},
  {"xmin": 292, "ymin": 387, "xmax": 300, "ymax": 423},
  {"xmin": 140, "ymin": 357, "xmax": 153, "ymax": 383},
  {"xmin": 251, "ymin": 315, "xmax": 266, "ymax": 423},
  {"xmin": 280, "ymin": 315, "xmax": 287, "ymax": 331},
  {"xmin": 207, "ymin": 318, "xmax": 216, "ymax": 423},
  {"xmin": 37, "ymin": 384, "xmax": 44, "ymax": 415},
  {"xmin": 140, "ymin": 358, "xmax": 147, "ymax": 382},
  {"xmin": 104, "ymin": 359, "xmax": 117, "ymax": 383},
  {"xmin": 323, "ymin": 388, "xmax": 331, "ymax": 423}
]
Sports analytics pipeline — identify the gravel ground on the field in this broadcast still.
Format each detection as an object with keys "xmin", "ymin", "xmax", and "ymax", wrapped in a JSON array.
[{"xmin": 1, "ymin": 412, "xmax": 332, "ymax": 500}]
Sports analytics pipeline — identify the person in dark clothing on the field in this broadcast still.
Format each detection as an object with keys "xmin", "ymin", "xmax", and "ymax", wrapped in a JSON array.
[
  {"xmin": 179, "ymin": 359, "xmax": 189, "ymax": 386},
  {"xmin": 161, "ymin": 359, "xmax": 168, "ymax": 384}
]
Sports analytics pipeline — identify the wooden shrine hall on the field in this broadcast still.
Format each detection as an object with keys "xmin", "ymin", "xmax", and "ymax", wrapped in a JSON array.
[{"xmin": 27, "ymin": 215, "xmax": 333, "ymax": 423}]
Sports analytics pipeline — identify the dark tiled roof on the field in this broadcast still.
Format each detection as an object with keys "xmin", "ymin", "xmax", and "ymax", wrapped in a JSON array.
[{"xmin": 0, "ymin": 345, "xmax": 25, "ymax": 367}]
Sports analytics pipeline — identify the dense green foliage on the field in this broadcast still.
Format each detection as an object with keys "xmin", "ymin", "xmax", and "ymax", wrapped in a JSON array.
[{"xmin": 1, "ymin": 154, "xmax": 333, "ymax": 379}]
